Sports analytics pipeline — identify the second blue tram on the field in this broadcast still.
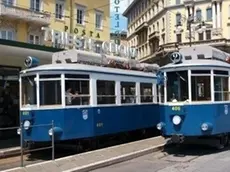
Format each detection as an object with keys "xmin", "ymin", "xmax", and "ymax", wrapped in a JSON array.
[
  {"xmin": 18, "ymin": 50, "xmax": 160, "ymax": 148},
  {"xmin": 157, "ymin": 45, "xmax": 230, "ymax": 149}
]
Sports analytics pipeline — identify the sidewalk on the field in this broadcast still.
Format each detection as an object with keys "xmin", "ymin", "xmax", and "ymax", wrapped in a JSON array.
[{"xmin": 3, "ymin": 136, "xmax": 168, "ymax": 172}]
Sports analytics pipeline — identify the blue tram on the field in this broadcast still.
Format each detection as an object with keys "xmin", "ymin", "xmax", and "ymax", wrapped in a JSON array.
[
  {"xmin": 156, "ymin": 45, "xmax": 230, "ymax": 149},
  {"xmin": 17, "ymin": 50, "xmax": 160, "ymax": 147}
]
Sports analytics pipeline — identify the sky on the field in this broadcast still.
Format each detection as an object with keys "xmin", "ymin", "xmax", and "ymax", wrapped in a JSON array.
[{"xmin": 110, "ymin": 0, "xmax": 134, "ymax": 33}]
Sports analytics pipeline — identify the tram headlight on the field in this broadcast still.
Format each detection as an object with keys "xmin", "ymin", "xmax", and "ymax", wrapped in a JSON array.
[
  {"xmin": 48, "ymin": 129, "xmax": 53, "ymax": 136},
  {"xmin": 201, "ymin": 123, "xmax": 213, "ymax": 131},
  {"xmin": 23, "ymin": 120, "xmax": 31, "ymax": 130},
  {"xmin": 157, "ymin": 122, "xmax": 165, "ymax": 130},
  {"xmin": 17, "ymin": 128, "xmax": 21, "ymax": 135},
  {"xmin": 201, "ymin": 123, "xmax": 208, "ymax": 131},
  {"xmin": 172, "ymin": 115, "xmax": 181, "ymax": 125}
]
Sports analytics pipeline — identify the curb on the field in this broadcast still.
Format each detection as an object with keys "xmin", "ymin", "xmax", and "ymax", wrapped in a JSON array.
[
  {"xmin": 0, "ymin": 147, "xmax": 21, "ymax": 159},
  {"xmin": 63, "ymin": 143, "xmax": 169, "ymax": 172}
]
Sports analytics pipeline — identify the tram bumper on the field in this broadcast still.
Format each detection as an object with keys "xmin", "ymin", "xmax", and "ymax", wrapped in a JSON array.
[{"xmin": 171, "ymin": 134, "xmax": 184, "ymax": 143}]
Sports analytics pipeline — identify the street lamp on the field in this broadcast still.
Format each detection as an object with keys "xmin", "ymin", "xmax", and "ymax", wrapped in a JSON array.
[
  {"xmin": 187, "ymin": 15, "xmax": 207, "ymax": 47},
  {"xmin": 187, "ymin": 14, "xmax": 194, "ymax": 47}
]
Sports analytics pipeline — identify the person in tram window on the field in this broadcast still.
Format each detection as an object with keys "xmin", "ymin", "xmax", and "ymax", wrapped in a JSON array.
[
  {"xmin": 72, "ymin": 90, "xmax": 81, "ymax": 105},
  {"xmin": 65, "ymin": 88, "xmax": 78, "ymax": 105}
]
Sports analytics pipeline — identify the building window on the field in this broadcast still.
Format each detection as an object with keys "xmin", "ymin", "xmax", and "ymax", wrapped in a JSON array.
[
  {"xmin": 55, "ymin": 0, "xmax": 64, "ymax": 19},
  {"xmin": 176, "ymin": 0, "xmax": 180, "ymax": 5},
  {"xmin": 3, "ymin": 0, "xmax": 14, "ymax": 5},
  {"xmin": 176, "ymin": 34, "xmax": 181, "ymax": 42},
  {"xmin": 162, "ymin": 34, "xmax": 165, "ymax": 44},
  {"xmin": 76, "ymin": 5, "xmax": 85, "ymax": 25},
  {"xmin": 229, "ymin": 5, "xmax": 230, "ymax": 18},
  {"xmin": 206, "ymin": 8, "xmax": 212, "ymax": 21},
  {"xmin": 198, "ymin": 32, "xmax": 204, "ymax": 40},
  {"xmin": 176, "ymin": 13, "xmax": 181, "ymax": 26},
  {"xmin": 0, "ymin": 30, "xmax": 14, "ymax": 40},
  {"xmin": 206, "ymin": 30, "xmax": 211, "ymax": 40},
  {"xmin": 196, "ymin": 9, "xmax": 202, "ymax": 21},
  {"xmin": 29, "ymin": 34, "xmax": 40, "ymax": 44},
  {"xmin": 30, "ymin": 0, "xmax": 40, "ymax": 11},
  {"xmin": 162, "ymin": 18, "xmax": 165, "ymax": 30},
  {"xmin": 95, "ymin": 11, "xmax": 103, "ymax": 29},
  {"xmin": 97, "ymin": 80, "xmax": 115, "ymax": 105}
]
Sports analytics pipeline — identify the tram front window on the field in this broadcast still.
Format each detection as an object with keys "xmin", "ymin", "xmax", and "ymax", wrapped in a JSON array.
[
  {"xmin": 191, "ymin": 70, "xmax": 211, "ymax": 101},
  {"xmin": 166, "ymin": 71, "xmax": 188, "ymax": 102},
  {"xmin": 21, "ymin": 75, "xmax": 37, "ymax": 106}
]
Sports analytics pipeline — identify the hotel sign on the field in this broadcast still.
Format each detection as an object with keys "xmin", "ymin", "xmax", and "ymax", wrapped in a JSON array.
[{"xmin": 41, "ymin": 27, "xmax": 137, "ymax": 59}]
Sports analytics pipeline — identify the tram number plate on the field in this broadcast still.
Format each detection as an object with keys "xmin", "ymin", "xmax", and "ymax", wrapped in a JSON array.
[
  {"xmin": 96, "ymin": 122, "xmax": 103, "ymax": 128},
  {"xmin": 172, "ymin": 106, "xmax": 181, "ymax": 111},
  {"xmin": 22, "ymin": 111, "xmax": 29, "ymax": 116}
]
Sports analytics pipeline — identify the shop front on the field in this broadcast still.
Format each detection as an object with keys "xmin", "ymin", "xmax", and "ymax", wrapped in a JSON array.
[{"xmin": 0, "ymin": 40, "xmax": 61, "ymax": 139}]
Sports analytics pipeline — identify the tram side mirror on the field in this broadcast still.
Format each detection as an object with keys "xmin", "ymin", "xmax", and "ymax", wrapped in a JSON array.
[{"xmin": 24, "ymin": 56, "xmax": 40, "ymax": 68}]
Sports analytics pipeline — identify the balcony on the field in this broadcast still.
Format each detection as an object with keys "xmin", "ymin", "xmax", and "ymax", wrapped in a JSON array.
[
  {"xmin": 0, "ymin": 4, "xmax": 51, "ymax": 25},
  {"xmin": 183, "ymin": 0, "xmax": 194, "ymax": 7},
  {"xmin": 135, "ymin": 22, "xmax": 148, "ymax": 34},
  {"xmin": 149, "ymin": 31, "xmax": 159, "ymax": 41}
]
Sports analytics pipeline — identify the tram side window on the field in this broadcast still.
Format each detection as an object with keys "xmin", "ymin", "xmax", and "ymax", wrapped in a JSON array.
[
  {"xmin": 21, "ymin": 76, "xmax": 37, "ymax": 106},
  {"xmin": 191, "ymin": 74, "xmax": 211, "ymax": 101},
  {"xmin": 65, "ymin": 74, "xmax": 90, "ymax": 106},
  {"xmin": 214, "ymin": 70, "xmax": 229, "ymax": 101},
  {"xmin": 140, "ymin": 83, "xmax": 153, "ymax": 103},
  {"xmin": 40, "ymin": 75, "xmax": 61, "ymax": 106},
  {"xmin": 97, "ymin": 80, "xmax": 115, "ymax": 104},
  {"xmin": 121, "ymin": 82, "xmax": 136, "ymax": 104}
]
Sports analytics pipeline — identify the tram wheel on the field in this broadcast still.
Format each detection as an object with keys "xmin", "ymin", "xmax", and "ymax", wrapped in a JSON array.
[{"xmin": 216, "ymin": 134, "xmax": 229, "ymax": 150}]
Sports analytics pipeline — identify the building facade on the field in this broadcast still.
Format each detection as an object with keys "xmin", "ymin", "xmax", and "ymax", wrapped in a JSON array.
[
  {"xmin": 123, "ymin": 0, "xmax": 230, "ymax": 65},
  {"xmin": 0, "ymin": 0, "xmax": 110, "ymax": 135},
  {"xmin": 0, "ymin": 0, "xmax": 110, "ymax": 63}
]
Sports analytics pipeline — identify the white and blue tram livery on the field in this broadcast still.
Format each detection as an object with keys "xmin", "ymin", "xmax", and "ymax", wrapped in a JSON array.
[
  {"xmin": 18, "ymin": 50, "xmax": 160, "ymax": 146},
  {"xmin": 157, "ymin": 45, "xmax": 230, "ymax": 148}
]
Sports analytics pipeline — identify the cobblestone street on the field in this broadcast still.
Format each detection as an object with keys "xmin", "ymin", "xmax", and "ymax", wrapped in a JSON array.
[{"xmin": 91, "ymin": 145, "xmax": 230, "ymax": 172}]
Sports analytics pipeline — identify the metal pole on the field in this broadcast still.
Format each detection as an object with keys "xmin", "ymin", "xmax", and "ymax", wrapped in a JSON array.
[
  {"xmin": 188, "ymin": 14, "xmax": 192, "ymax": 47},
  {"xmin": 20, "ymin": 122, "xmax": 24, "ymax": 167},
  {"xmin": 52, "ymin": 120, "xmax": 55, "ymax": 160}
]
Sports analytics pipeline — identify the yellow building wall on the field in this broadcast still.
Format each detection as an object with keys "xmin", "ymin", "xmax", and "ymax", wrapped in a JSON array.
[{"xmin": 12, "ymin": 0, "xmax": 110, "ymax": 44}]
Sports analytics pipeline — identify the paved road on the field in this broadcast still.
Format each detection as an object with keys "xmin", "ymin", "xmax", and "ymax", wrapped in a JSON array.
[{"xmin": 91, "ymin": 145, "xmax": 230, "ymax": 172}]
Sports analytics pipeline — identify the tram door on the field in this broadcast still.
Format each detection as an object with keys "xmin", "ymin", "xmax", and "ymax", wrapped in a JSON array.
[{"xmin": 0, "ymin": 66, "xmax": 20, "ymax": 139}]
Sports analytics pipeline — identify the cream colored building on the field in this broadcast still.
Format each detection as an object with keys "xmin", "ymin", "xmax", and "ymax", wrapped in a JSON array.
[{"xmin": 123, "ymin": 0, "xmax": 230, "ymax": 66}]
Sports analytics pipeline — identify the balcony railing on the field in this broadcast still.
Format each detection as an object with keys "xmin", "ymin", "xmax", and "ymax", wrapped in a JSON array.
[
  {"xmin": 149, "ymin": 31, "xmax": 159, "ymax": 40},
  {"xmin": 0, "ymin": 4, "xmax": 51, "ymax": 25}
]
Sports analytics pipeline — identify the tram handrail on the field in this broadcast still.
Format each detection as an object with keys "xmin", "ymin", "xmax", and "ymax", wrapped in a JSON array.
[{"xmin": 0, "ymin": 121, "xmax": 56, "ymax": 167}]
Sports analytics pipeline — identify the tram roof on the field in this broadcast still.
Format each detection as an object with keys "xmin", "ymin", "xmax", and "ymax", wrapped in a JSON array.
[
  {"xmin": 20, "ymin": 63, "xmax": 157, "ymax": 78},
  {"xmin": 161, "ymin": 45, "xmax": 230, "ymax": 71},
  {"xmin": 161, "ymin": 59, "xmax": 230, "ymax": 71}
]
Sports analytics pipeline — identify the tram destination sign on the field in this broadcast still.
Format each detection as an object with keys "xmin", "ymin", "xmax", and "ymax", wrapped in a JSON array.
[{"xmin": 41, "ymin": 27, "xmax": 137, "ymax": 59}]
